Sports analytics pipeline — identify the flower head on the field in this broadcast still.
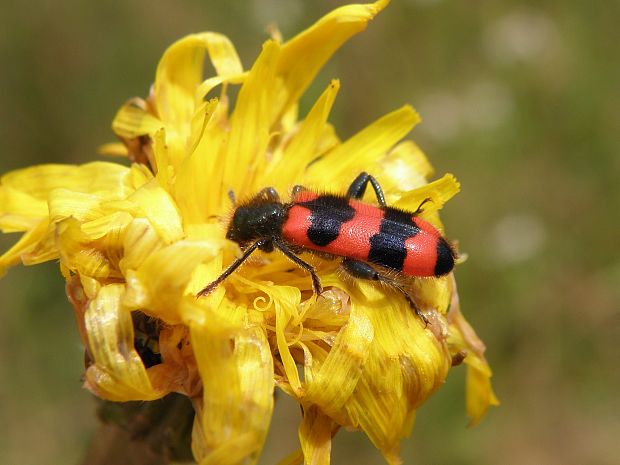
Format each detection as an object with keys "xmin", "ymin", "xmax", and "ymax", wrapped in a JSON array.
[{"xmin": 0, "ymin": 1, "xmax": 498, "ymax": 464}]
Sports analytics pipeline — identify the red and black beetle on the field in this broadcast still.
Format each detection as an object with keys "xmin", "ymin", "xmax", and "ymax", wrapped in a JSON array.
[{"xmin": 197, "ymin": 172, "xmax": 455, "ymax": 321}]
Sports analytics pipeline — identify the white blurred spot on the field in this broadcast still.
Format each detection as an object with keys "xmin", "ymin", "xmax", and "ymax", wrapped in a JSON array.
[
  {"xmin": 488, "ymin": 214, "xmax": 547, "ymax": 265},
  {"xmin": 463, "ymin": 79, "xmax": 515, "ymax": 131},
  {"xmin": 251, "ymin": 0, "xmax": 304, "ymax": 32},
  {"xmin": 484, "ymin": 9, "xmax": 560, "ymax": 65},
  {"xmin": 417, "ymin": 79, "xmax": 514, "ymax": 141}
]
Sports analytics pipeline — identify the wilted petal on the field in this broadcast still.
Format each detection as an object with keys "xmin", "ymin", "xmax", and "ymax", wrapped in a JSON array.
[
  {"xmin": 343, "ymin": 284, "xmax": 450, "ymax": 463},
  {"xmin": 83, "ymin": 282, "xmax": 164, "ymax": 400},
  {"xmin": 191, "ymin": 313, "xmax": 274, "ymax": 465}
]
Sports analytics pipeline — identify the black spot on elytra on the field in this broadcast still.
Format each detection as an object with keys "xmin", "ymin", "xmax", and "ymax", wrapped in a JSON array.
[
  {"xmin": 297, "ymin": 195, "xmax": 355, "ymax": 246},
  {"xmin": 434, "ymin": 238, "xmax": 455, "ymax": 276},
  {"xmin": 368, "ymin": 207, "xmax": 420, "ymax": 271}
]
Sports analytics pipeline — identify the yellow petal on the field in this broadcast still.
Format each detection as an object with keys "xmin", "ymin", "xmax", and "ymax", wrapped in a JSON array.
[
  {"xmin": 275, "ymin": 0, "xmax": 389, "ymax": 120},
  {"xmin": 19, "ymin": 226, "xmax": 59, "ymax": 266},
  {"xmin": 119, "ymin": 218, "xmax": 165, "ymax": 273},
  {"xmin": 304, "ymin": 302, "xmax": 374, "ymax": 419},
  {"xmin": 173, "ymin": 98, "xmax": 228, "ymax": 223},
  {"xmin": 81, "ymin": 211, "xmax": 133, "ymax": 240},
  {"xmin": 372, "ymin": 141, "xmax": 434, "ymax": 203},
  {"xmin": 298, "ymin": 405, "xmax": 334, "ymax": 465},
  {"xmin": 411, "ymin": 275, "xmax": 453, "ymax": 315},
  {"xmin": 121, "ymin": 178, "xmax": 185, "ymax": 244},
  {"xmin": 274, "ymin": 288, "xmax": 304, "ymax": 396},
  {"xmin": 83, "ymin": 283, "xmax": 164, "ymax": 401},
  {"xmin": 342, "ymin": 284, "xmax": 450, "ymax": 463},
  {"xmin": 129, "ymin": 240, "xmax": 218, "ymax": 323},
  {"xmin": 275, "ymin": 449, "xmax": 304, "ymax": 465},
  {"xmin": 98, "ymin": 142, "xmax": 129, "ymax": 157},
  {"xmin": 464, "ymin": 351, "xmax": 500, "ymax": 426},
  {"xmin": 0, "ymin": 162, "xmax": 133, "ymax": 200},
  {"xmin": 394, "ymin": 173, "xmax": 461, "ymax": 215},
  {"xmin": 0, "ymin": 220, "xmax": 48, "ymax": 276},
  {"xmin": 387, "ymin": 140, "xmax": 434, "ymax": 180},
  {"xmin": 155, "ymin": 32, "xmax": 242, "ymax": 123},
  {"xmin": 304, "ymin": 105, "xmax": 420, "ymax": 190},
  {"xmin": 48, "ymin": 189, "xmax": 105, "ymax": 224},
  {"xmin": 111, "ymin": 98, "xmax": 164, "ymax": 139},
  {"xmin": 191, "ymin": 319, "xmax": 274, "ymax": 465},
  {"xmin": 0, "ymin": 186, "xmax": 47, "ymax": 232},
  {"xmin": 153, "ymin": 32, "xmax": 243, "ymax": 172},
  {"xmin": 266, "ymin": 79, "xmax": 340, "ymax": 192},
  {"xmin": 223, "ymin": 40, "xmax": 281, "ymax": 197},
  {"xmin": 56, "ymin": 218, "xmax": 123, "ymax": 279}
]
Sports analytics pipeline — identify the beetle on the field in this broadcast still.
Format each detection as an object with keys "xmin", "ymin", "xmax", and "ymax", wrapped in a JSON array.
[{"xmin": 197, "ymin": 172, "xmax": 455, "ymax": 321}]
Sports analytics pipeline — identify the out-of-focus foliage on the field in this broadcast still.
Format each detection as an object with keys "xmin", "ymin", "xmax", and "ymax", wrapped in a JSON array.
[{"xmin": 0, "ymin": 1, "xmax": 617, "ymax": 464}]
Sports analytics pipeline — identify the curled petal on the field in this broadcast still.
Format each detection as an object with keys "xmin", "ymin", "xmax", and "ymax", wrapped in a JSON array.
[
  {"xmin": 83, "ymin": 283, "xmax": 164, "ymax": 401},
  {"xmin": 191, "ymin": 317, "xmax": 274, "ymax": 465},
  {"xmin": 154, "ymin": 32, "xmax": 243, "ymax": 171}
]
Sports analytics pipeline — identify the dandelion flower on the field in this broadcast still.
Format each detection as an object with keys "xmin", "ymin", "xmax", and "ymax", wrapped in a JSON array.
[{"xmin": 0, "ymin": 1, "xmax": 498, "ymax": 464}]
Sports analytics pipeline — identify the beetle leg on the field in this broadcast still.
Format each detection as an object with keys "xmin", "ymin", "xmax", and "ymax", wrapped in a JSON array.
[
  {"xmin": 291, "ymin": 184, "xmax": 309, "ymax": 198},
  {"xmin": 272, "ymin": 237, "xmax": 323, "ymax": 295},
  {"xmin": 196, "ymin": 238, "xmax": 269, "ymax": 297},
  {"xmin": 255, "ymin": 187, "xmax": 280, "ymax": 203},
  {"xmin": 347, "ymin": 172, "xmax": 387, "ymax": 207},
  {"xmin": 341, "ymin": 258, "xmax": 381, "ymax": 281},
  {"xmin": 341, "ymin": 258, "xmax": 428, "ymax": 325},
  {"xmin": 413, "ymin": 197, "xmax": 433, "ymax": 215}
]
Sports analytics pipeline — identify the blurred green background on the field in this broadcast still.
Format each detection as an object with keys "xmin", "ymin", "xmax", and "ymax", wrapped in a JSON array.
[{"xmin": 1, "ymin": 0, "xmax": 618, "ymax": 464}]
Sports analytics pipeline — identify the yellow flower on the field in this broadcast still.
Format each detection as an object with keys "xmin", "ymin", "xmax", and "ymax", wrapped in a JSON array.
[{"xmin": 0, "ymin": 1, "xmax": 498, "ymax": 464}]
